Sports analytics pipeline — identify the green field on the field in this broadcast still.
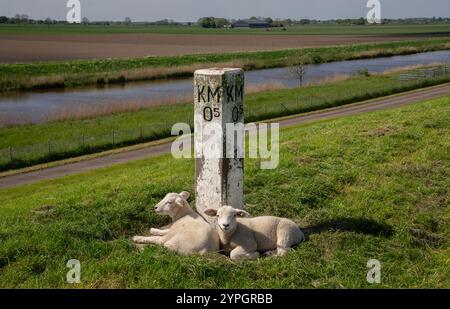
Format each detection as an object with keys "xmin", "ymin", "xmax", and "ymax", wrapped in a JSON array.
[
  {"xmin": 1, "ymin": 38, "xmax": 449, "ymax": 92},
  {"xmin": 1, "ymin": 64, "xmax": 449, "ymax": 171},
  {"xmin": 1, "ymin": 23, "xmax": 450, "ymax": 36},
  {"xmin": 0, "ymin": 97, "xmax": 448, "ymax": 288}
]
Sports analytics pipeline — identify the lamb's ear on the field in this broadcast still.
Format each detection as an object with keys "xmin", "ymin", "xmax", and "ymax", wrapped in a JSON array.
[
  {"xmin": 204, "ymin": 208, "xmax": 218, "ymax": 217},
  {"xmin": 175, "ymin": 197, "xmax": 185, "ymax": 207},
  {"xmin": 179, "ymin": 191, "xmax": 190, "ymax": 200},
  {"xmin": 236, "ymin": 209, "xmax": 251, "ymax": 217}
]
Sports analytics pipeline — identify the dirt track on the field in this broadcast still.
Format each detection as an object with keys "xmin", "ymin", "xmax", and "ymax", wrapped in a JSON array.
[
  {"xmin": 0, "ymin": 33, "xmax": 444, "ymax": 63},
  {"xmin": 0, "ymin": 84, "xmax": 448, "ymax": 189}
]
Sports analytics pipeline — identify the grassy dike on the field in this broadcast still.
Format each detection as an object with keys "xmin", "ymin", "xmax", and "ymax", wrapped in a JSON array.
[
  {"xmin": 0, "ymin": 97, "xmax": 448, "ymax": 288},
  {"xmin": 1, "ymin": 65, "xmax": 450, "ymax": 171},
  {"xmin": 0, "ymin": 38, "xmax": 449, "ymax": 92}
]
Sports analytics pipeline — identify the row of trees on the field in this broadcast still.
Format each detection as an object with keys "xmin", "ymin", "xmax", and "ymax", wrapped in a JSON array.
[
  {"xmin": 312, "ymin": 17, "xmax": 450, "ymax": 25},
  {"xmin": 0, "ymin": 15, "xmax": 138, "ymax": 26},
  {"xmin": 0, "ymin": 14, "xmax": 31, "ymax": 24},
  {"xmin": 0, "ymin": 15, "xmax": 186, "ymax": 26},
  {"xmin": 197, "ymin": 17, "xmax": 230, "ymax": 28},
  {"xmin": 197, "ymin": 16, "xmax": 291, "ymax": 28},
  {"xmin": 197, "ymin": 16, "xmax": 450, "ymax": 28},
  {"xmin": 0, "ymin": 15, "xmax": 90, "ymax": 25}
]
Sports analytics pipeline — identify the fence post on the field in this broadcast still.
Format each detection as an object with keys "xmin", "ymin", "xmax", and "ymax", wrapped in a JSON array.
[
  {"xmin": 112, "ymin": 129, "xmax": 115, "ymax": 146},
  {"xmin": 8, "ymin": 146, "xmax": 13, "ymax": 162},
  {"xmin": 194, "ymin": 68, "xmax": 245, "ymax": 222}
]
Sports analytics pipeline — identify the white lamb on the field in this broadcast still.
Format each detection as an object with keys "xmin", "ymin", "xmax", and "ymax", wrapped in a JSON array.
[
  {"xmin": 204, "ymin": 206, "xmax": 304, "ymax": 260},
  {"xmin": 133, "ymin": 191, "xmax": 220, "ymax": 255}
]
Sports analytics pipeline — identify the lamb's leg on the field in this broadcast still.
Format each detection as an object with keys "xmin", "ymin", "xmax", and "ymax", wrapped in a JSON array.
[
  {"xmin": 230, "ymin": 247, "xmax": 260, "ymax": 260},
  {"xmin": 276, "ymin": 247, "xmax": 292, "ymax": 256},
  {"xmin": 263, "ymin": 250, "xmax": 278, "ymax": 257},
  {"xmin": 150, "ymin": 228, "xmax": 170, "ymax": 236},
  {"xmin": 160, "ymin": 223, "xmax": 172, "ymax": 230},
  {"xmin": 133, "ymin": 235, "xmax": 166, "ymax": 245}
]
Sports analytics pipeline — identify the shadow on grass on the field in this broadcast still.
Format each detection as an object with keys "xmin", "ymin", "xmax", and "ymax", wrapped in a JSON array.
[{"xmin": 303, "ymin": 217, "xmax": 394, "ymax": 239}]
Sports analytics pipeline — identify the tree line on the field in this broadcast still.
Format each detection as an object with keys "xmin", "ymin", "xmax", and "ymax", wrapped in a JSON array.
[
  {"xmin": 1, "ymin": 15, "xmax": 449, "ymax": 26},
  {"xmin": 197, "ymin": 16, "xmax": 450, "ymax": 28}
]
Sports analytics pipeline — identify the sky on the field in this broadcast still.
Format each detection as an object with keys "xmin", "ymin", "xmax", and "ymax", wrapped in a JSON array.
[{"xmin": 1, "ymin": 0, "xmax": 449, "ymax": 21}]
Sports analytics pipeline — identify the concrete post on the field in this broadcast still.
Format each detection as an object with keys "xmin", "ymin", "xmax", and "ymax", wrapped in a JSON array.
[{"xmin": 194, "ymin": 68, "xmax": 245, "ymax": 221}]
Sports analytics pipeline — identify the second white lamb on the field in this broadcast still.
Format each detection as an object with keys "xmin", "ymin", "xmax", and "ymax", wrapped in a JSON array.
[{"xmin": 204, "ymin": 206, "xmax": 304, "ymax": 260}]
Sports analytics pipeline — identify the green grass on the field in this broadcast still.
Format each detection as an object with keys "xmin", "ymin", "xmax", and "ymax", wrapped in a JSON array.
[
  {"xmin": 0, "ymin": 97, "xmax": 448, "ymax": 288},
  {"xmin": 1, "ymin": 64, "xmax": 450, "ymax": 170},
  {"xmin": 1, "ymin": 23, "xmax": 450, "ymax": 36},
  {"xmin": 1, "ymin": 38, "xmax": 449, "ymax": 92}
]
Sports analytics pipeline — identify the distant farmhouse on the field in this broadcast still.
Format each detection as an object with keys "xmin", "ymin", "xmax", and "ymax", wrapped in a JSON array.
[{"xmin": 232, "ymin": 19, "xmax": 270, "ymax": 28}]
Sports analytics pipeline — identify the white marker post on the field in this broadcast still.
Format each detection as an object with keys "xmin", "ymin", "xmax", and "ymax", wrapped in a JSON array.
[{"xmin": 194, "ymin": 68, "xmax": 245, "ymax": 221}]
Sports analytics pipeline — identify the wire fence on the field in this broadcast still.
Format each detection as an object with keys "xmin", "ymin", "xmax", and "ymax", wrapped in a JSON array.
[
  {"xmin": 399, "ymin": 64, "xmax": 450, "ymax": 81},
  {"xmin": 0, "ymin": 122, "xmax": 179, "ymax": 168},
  {"xmin": 1, "ymin": 70, "xmax": 450, "ymax": 170}
]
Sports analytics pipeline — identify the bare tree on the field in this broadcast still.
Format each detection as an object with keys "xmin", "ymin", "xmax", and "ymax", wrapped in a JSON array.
[
  {"xmin": 82, "ymin": 17, "xmax": 89, "ymax": 25},
  {"xmin": 15, "ymin": 14, "xmax": 29, "ymax": 24},
  {"xmin": 124, "ymin": 17, "xmax": 132, "ymax": 25},
  {"xmin": 286, "ymin": 51, "xmax": 310, "ymax": 87}
]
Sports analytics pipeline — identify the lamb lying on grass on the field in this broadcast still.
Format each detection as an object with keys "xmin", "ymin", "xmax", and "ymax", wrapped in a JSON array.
[
  {"xmin": 205, "ymin": 206, "xmax": 304, "ymax": 260},
  {"xmin": 133, "ymin": 191, "xmax": 220, "ymax": 255}
]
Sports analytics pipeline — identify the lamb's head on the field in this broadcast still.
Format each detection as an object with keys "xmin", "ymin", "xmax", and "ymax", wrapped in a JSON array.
[
  {"xmin": 154, "ymin": 191, "xmax": 190, "ymax": 216},
  {"xmin": 204, "ymin": 206, "xmax": 250, "ymax": 232}
]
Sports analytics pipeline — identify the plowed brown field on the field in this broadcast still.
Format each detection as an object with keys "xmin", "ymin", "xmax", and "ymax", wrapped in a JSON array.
[{"xmin": 0, "ymin": 33, "xmax": 442, "ymax": 63}]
